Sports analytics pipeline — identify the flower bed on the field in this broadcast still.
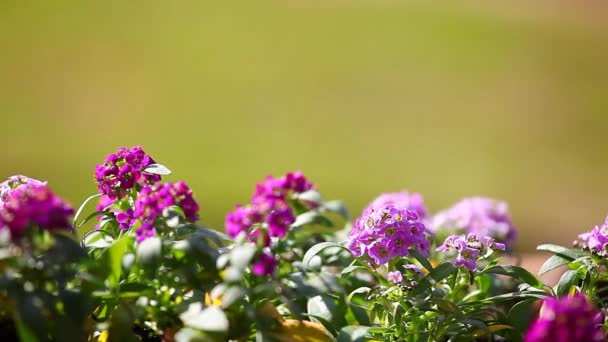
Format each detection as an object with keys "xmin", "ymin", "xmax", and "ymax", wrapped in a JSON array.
[{"xmin": 0, "ymin": 146, "xmax": 606, "ymax": 341}]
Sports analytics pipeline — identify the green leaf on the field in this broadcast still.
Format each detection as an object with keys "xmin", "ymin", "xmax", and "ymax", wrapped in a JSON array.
[
  {"xmin": 14, "ymin": 313, "xmax": 39, "ymax": 342},
  {"xmin": 411, "ymin": 250, "xmax": 433, "ymax": 272},
  {"xmin": 303, "ymin": 242, "xmax": 346, "ymax": 267},
  {"xmin": 536, "ymin": 244, "xmax": 586, "ymax": 261},
  {"xmin": 292, "ymin": 212, "xmax": 334, "ymax": 228},
  {"xmin": 323, "ymin": 200, "xmax": 350, "ymax": 219},
  {"xmin": 411, "ymin": 262, "xmax": 456, "ymax": 295},
  {"xmin": 82, "ymin": 230, "xmax": 114, "ymax": 249},
  {"xmin": 337, "ymin": 326, "xmax": 369, "ymax": 342},
  {"xmin": 136, "ymin": 237, "xmax": 162, "ymax": 271},
  {"xmin": 180, "ymin": 303, "xmax": 229, "ymax": 332},
  {"xmin": 307, "ymin": 295, "xmax": 334, "ymax": 323},
  {"xmin": 229, "ymin": 244, "xmax": 256, "ymax": 271},
  {"xmin": 143, "ymin": 163, "xmax": 172, "ymax": 175},
  {"xmin": 508, "ymin": 299, "xmax": 535, "ymax": 333},
  {"xmin": 106, "ymin": 236, "xmax": 133, "ymax": 286},
  {"xmin": 556, "ymin": 270, "xmax": 578, "ymax": 296},
  {"xmin": 347, "ymin": 287, "xmax": 371, "ymax": 302},
  {"xmin": 72, "ymin": 193, "xmax": 102, "ymax": 227},
  {"xmin": 481, "ymin": 265, "xmax": 542, "ymax": 288},
  {"xmin": 341, "ymin": 263, "xmax": 365, "ymax": 277},
  {"xmin": 539, "ymin": 254, "xmax": 570, "ymax": 275},
  {"xmin": 294, "ymin": 190, "xmax": 323, "ymax": 204},
  {"xmin": 482, "ymin": 290, "xmax": 549, "ymax": 302}
]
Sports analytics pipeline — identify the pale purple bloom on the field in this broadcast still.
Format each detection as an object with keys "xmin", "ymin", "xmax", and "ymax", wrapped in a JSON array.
[
  {"xmin": 366, "ymin": 190, "xmax": 428, "ymax": 219},
  {"xmin": 525, "ymin": 293, "xmax": 605, "ymax": 342},
  {"xmin": 0, "ymin": 183, "xmax": 73, "ymax": 239},
  {"xmin": 431, "ymin": 197, "xmax": 517, "ymax": 249},
  {"xmin": 347, "ymin": 205, "xmax": 430, "ymax": 265},
  {"xmin": 577, "ymin": 216, "xmax": 608, "ymax": 256},
  {"xmin": 387, "ymin": 271, "xmax": 403, "ymax": 284},
  {"xmin": 251, "ymin": 251, "xmax": 278, "ymax": 276},
  {"xmin": 436, "ymin": 233, "xmax": 504, "ymax": 271},
  {"xmin": 402, "ymin": 264, "xmax": 424, "ymax": 276},
  {"xmin": 95, "ymin": 146, "xmax": 161, "ymax": 197}
]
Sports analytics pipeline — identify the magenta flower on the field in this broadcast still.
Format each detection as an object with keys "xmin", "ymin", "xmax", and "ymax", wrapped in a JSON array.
[
  {"xmin": 577, "ymin": 215, "xmax": 608, "ymax": 256},
  {"xmin": 431, "ymin": 197, "xmax": 517, "ymax": 249},
  {"xmin": 525, "ymin": 293, "xmax": 605, "ymax": 342},
  {"xmin": 0, "ymin": 175, "xmax": 47, "ymax": 205},
  {"xmin": 436, "ymin": 233, "xmax": 505, "ymax": 271},
  {"xmin": 366, "ymin": 190, "xmax": 428, "ymax": 219},
  {"xmin": 347, "ymin": 205, "xmax": 430, "ymax": 265},
  {"xmin": 0, "ymin": 183, "xmax": 73, "ymax": 239},
  {"xmin": 252, "ymin": 171, "xmax": 314, "ymax": 204},
  {"xmin": 94, "ymin": 146, "xmax": 161, "ymax": 197},
  {"xmin": 134, "ymin": 181, "xmax": 199, "ymax": 241},
  {"xmin": 251, "ymin": 251, "xmax": 278, "ymax": 276},
  {"xmin": 387, "ymin": 271, "xmax": 403, "ymax": 284}
]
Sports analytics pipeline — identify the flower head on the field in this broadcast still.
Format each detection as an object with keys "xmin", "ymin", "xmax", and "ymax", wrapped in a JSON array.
[
  {"xmin": 387, "ymin": 271, "xmax": 403, "ymax": 284},
  {"xmin": 431, "ymin": 197, "xmax": 517, "ymax": 249},
  {"xmin": 347, "ymin": 205, "xmax": 430, "ymax": 265},
  {"xmin": 436, "ymin": 233, "xmax": 505, "ymax": 271},
  {"xmin": 95, "ymin": 146, "xmax": 160, "ymax": 197},
  {"xmin": 525, "ymin": 293, "xmax": 605, "ymax": 342},
  {"xmin": 251, "ymin": 251, "xmax": 278, "ymax": 276},
  {"xmin": 0, "ymin": 183, "xmax": 73, "ymax": 239},
  {"xmin": 577, "ymin": 215, "xmax": 608, "ymax": 256},
  {"xmin": 252, "ymin": 171, "xmax": 314, "ymax": 204},
  {"xmin": 0, "ymin": 175, "xmax": 47, "ymax": 205},
  {"xmin": 366, "ymin": 190, "xmax": 428, "ymax": 219},
  {"xmin": 134, "ymin": 181, "xmax": 199, "ymax": 241}
]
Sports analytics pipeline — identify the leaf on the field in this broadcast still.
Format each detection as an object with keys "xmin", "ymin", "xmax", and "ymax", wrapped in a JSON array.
[
  {"xmin": 136, "ymin": 237, "xmax": 162, "ymax": 271},
  {"xmin": 82, "ymin": 230, "xmax": 114, "ymax": 249},
  {"xmin": 411, "ymin": 262, "xmax": 456, "ymax": 295},
  {"xmin": 180, "ymin": 303, "xmax": 229, "ymax": 332},
  {"xmin": 347, "ymin": 287, "xmax": 371, "ymax": 302},
  {"xmin": 303, "ymin": 242, "xmax": 346, "ymax": 267},
  {"xmin": 143, "ymin": 163, "xmax": 172, "ymax": 175},
  {"xmin": 556, "ymin": 270, "xmax": 578, "ymax": 296},
  {"xmin": 294, "ymin": 190, "xmax": 323, "ymax": 204},
  {"xmin": 72, "ymin": 193, "xmax": 102, "ymax": 227},
  {"xmin": 323, "ymin": 200, "xmax": 349, "ymax": 219},
  {"xmin": 14, "ymin": 312, "xmax": 40, "ymax": 342},
  {"xmin": 308, "ymin": 295, "xmax": 334, "ymax": 323},
  {"xmin": 337, "ymin": 326, "xmax": 369, "ymax": 342},
  {"xmin": 539, "ymin": 254, "xmax": 570, "ymax": 275},
  {"xmin": 508, "ymin": 299, "xmax": 536, "ymax": 333},
  {"xmin": 292, "ymin": 212, "xmax": 333, "ymax": 228},
  {"xmin": 481, "ymin": 265, "xmax": 543, "ymax": 288},
  {"xmin": 536, "ymin": 244, "xmax": 586, "ymax": 261},
  {"xmin": 482, "ymin": 290, "xmax": 549, "ymax": 302},
  {"xmin": 341, "ymin": 263, "xmax": 365, "ymax": 277},
  {"xmin": 411, "ymin": 250, "xmax": 433, "ymax": 272},
  {"xmin": 229, "ymin": 244, "xmax": 256, "ymax": 271},
  {"xmin": 106, "ymin": 236, "xmax": 132, "ymax": 286},
  {"xmin": 469, "ymin": 325, "xmax": 512, "ymax": 338}
]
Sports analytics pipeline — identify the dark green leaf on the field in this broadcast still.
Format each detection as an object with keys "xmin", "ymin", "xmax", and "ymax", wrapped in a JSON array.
[
  {"xmin": 411, "ymin": 250, "xmax": 433, "ymax": 272},
  {"xmin": 412, "ymin": 262, "xmax": 456, "ymax": 295},
  {"xmin": 107, "ymin": 236, "xmax": 133, "ymax": 286},
  {"xmin": 303, "ymin": 242, "xmax": 346, "ymax": 267},
  {"xmin": 539, "ymin": 254, "xmax": 570, "ymax": 275},
  {"xmin": 508, "ymin": 299, "xmax": 535, "ymax": 333},
  {"xmin": 556, "ymin": 270, "xmax": 578, "ymax": 296},
  {"xmin": 481, "ymin": 265, "xmax": 542, "ymax": 288},
  {"xmin": 136, "ymin": 237, "xmax": 162, "ymax": 271},
  {"xmin": 536, "ymin": 244, "xmax": 586, "ymax": 261}
]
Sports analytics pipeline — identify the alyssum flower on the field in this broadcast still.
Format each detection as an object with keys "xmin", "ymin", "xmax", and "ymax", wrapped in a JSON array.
[
  {"xmin": 576, "ymin": 215, "xmax": 608, "ymax": 257},
  {"xmin": 436, "ymin": 233, "xmax": 505, "ymax": 270},
  {"xmin": 365, "ymin": 190, "xmax": 428, "ymax": 220},
  {"xmin": 347, "ymin": 205, "xmax": 430, "ymax": 266}
]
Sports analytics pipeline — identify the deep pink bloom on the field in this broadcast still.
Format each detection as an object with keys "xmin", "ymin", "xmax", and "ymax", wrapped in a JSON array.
[
  {"xmin": 0, "ymin": 183, "xmax": 73, "ymax": 239},
  {"xmin": 251, "ymin": 171, "xmax": 314, "ymax": 205},
  {"xmin": 94, "ymin": 146, "xmax": 161, "ymax": 197},
  {"xmin": 0, "ymin": 175, "xmax": 47, "ymax": 205},
  {"xmin": 431, "ymin": 197, "xmax": 517, "ymax": 249},
  {"xmin": 525, "ymin": 293, "xmax": 605, "ymax": 342},
  {"xmin": 251, "ymin": 251, "xmax": 278, "ymax": 276},
  {"xmin": 347, "ymin": 205, "xmax": 430, "ymax": 265}
]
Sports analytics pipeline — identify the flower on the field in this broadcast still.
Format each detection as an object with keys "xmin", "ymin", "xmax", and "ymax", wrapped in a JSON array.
[
  {"xmin": 0, "ymin": 183, "xmax": 73, "ymax": 239},
  {"xmin": 365, "ymin": 190, "xmax": 428, "ymax": 219},
  {"xmin": 134, "ymin": 181, "xmax": 199, "ymax": 241},
  {"xmin": 436, "ymin": 233, "xmax": 505, "ymax": 271},
  {"xmin": 403, "ymin": 264, "xmax": 424, "ymax": 276},
  {"xmin": 0, "ymin": 175, "xmax": 47, "ymax": 205},
  {"xmin": 387, "ymin": 271, "xmax": 403, "ymax": 284},
  {"xmin": 431, "ymin": 197, "xmax": 517, "ymax": 249},
  {"xmin": 252, "ymin": 171, "xmax": 314, "ymax": 204},
  {"xmin": 94, "ymin": 146, "xmax": 161, "ymax": 197},
  {"xmin": 577, "ymin": 215, "xmax": 608, "ymax": 256},
  {"xmin": 251, "ymin": 251, "xmax": 278, "ymax": 276},
  {"xmin": 347, "ymin": 205, "xmax": 430, "ymax": 265},
  {"xmin": 524, "ymin": 293, "xmax": 605, "ymax": 342}
]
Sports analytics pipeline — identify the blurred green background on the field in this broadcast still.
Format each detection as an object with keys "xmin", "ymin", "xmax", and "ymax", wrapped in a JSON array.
[{"xmin": 1, "ymin": 1, "xmax": 607, "ymax": 251}]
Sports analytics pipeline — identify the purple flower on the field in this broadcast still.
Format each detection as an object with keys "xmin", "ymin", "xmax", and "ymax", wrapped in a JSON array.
[
  {"xmin": 94, "ymin": 146, "xmax": 161, "ymax": 197},
  {"xmin": 525, "ymin": 293, "xmax": 605, "ymax": 342},
  {"xmin": 436, "ymin": 233, "xmax": 504, "ymax": 271},
  {"xmin": 134, "ymin": 181, "xmax": 199, "ymax": 241},
  {"xmin": 225, "ymin": 205, "xmax": 264, "ymax": 238},
  {"xmin": 387, "ymin": 271, "xmax": 403, "ymax": 284},
  {"xmin": 135, "ymin": 222, "xmax": 156, "ymax": 242},
  {"xmin": 366, "ymin": 190, "xmax": 428, "ymax": 219},
  {"xmin": 252, "ymin": 171, "xmax": 315, "ymax": 204},
  {"xmin": 577, "ymin": 216, "xmax": 608, "ymax": 256},
  {"xmin": 347, "ymin": 205, "xmax": 430, "ymax": 265},
  {"xmin": 431, "ymin": 197, "xmax": 517, "ymax": 250},
  {"xmin": 403, "ymin": 264, "xmax": 424, "ymax": 276},
  {"xmin": 0, "ymin": 175, "xmax": 47, "ymax": 205},
  {"xmin": 251, "ymin": 251, "xmax": 278, "ymax": 276},
  {"xmin": 0, "ymin": 183, "xmax": 73, "ymax": 239}
]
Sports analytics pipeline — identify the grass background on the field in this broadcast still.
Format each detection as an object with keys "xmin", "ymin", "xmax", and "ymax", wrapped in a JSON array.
[{"xmin": 1, "ymin": 1, "xmax": 607, "ymax": 251}]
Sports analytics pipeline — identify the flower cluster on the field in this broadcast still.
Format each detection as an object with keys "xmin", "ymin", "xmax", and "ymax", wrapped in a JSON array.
[
  {"xmin": 94, "ymin": 146, "xmax": 161, "ymax": 197},
  {"xmin": 525, "ymin": 293, "xmax": 605, "ymax": 342},
  {"xmin": 576, "ymin": 215, "xmax": 608, "ymax": 256},
  {"xmin": 431, "ymin": 197, "xmax": 517, "ymax": 249},
  {"xmin": 134, "ymin": 181, "xmax": 199, "ymax": 241},
  {"xmin": 436, "ymin": 233, "xmax": 505, "ymax": 270},
  {"xmin": 365, "ymin": 190, "xmax": 428, "ymax": 219},
  {"xmin": 0, "ymin": 181, "xmax": 73, "ymax": 239},
  {"xmin": 0, "ymin": 175, "xmax": 47, "ymax": 204},
  {"xmin": 226, "ymin": 172, "xmax": 315, "ymax": 241},
  {"xmin": 347, "ymin": 205, "xmax": 430, "ymax": 266},
  {"xmin": 251, "ymin": 251, "xmax": 279, "ymax": 276}
]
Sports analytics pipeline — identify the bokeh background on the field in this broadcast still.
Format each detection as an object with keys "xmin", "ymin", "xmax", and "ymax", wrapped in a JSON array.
[{"xmin": 1, "ymin": 1, "xmax": 607, "ymax": 251}]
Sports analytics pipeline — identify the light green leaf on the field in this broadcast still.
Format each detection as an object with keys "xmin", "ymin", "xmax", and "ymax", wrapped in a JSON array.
[
  {"xmin": 136, "ymin": 236, "xmax": 162, "ymax": 271},
  {"xmin": 72, "ymin": 193, "xmax": 102, "ymax": 227},
  {"xmin": 180, "ymin": 303, "xmax": 229, "ymax": 332},
  {"xmin": 143, "ymin": 163, "xmax": 172, "ymax": 175},
  {"xmin": 303, "ymin": 242, "xmax": 346, "ymax": 267}
]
